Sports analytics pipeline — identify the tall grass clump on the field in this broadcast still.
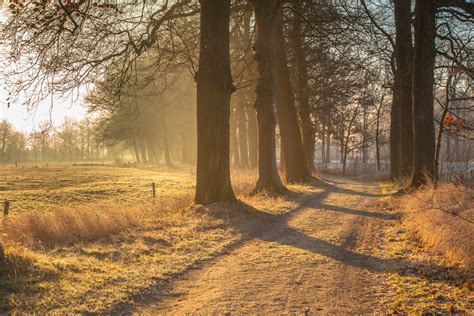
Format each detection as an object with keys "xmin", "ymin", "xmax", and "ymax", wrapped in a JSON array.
[
  {"xmin": 400, "ymin": 182, "xmax": 474, "ymax": 274},
  {"xmin": 1, "ymin": 194, "xmax": 193, "ymax": 249}
]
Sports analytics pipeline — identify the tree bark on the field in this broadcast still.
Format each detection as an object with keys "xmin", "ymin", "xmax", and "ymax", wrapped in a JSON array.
[
  {"xmin": 321, "ymin": 124, "xmax": 326, "ymax": 163},
  {"xmin": 376, "ymin": 92, "xmax": 385, "ymax": 172},
  {"xmin": 272, "ymin": 11, "xmax": 311, "ymax": 183},
  {"xmin": 250, "ymin": 0, "xmax": 286, "ymax": 193},
  {"xmin": 195, "ymin": 0, "xmax": 236, "ymax": 204},
  {"xmin": 237, "ymin": 105, "xmax": 250, "ymax": 168},
  {"xmin": 362, "ymin": 104, "xmax": 368, "ymax": 164},
  {"xmin": 230, "ymin": 105, "xmax": 240, "ymax": 167},
  {"xmin": 394, "ymin": 0, "xmax": 414, "ymax": 176},
  {"xmin": 409, "ymin": 0, "xmax": 437, "ymax": 187},
  {"xmin": 326, "ymin": 129, "xmax": 331, "ymax": 163},
  {"xmin": 247, "ymin": 105, "xmax": 258, "ymax": 169},
  {"xmin": 340, "ymin": 140, "xmax": 344, "ymax": 164},
  {"xmin": 390, "ymin": 66, "xmax": 402, "ymax": 180},
  {"xmin": 434, "ymin": 72, "xmax": 452, "ymax": 183},
  {"xmin": 241, "ymin": 9, "xmax": 258, "ymax": 170},
  {"xmin": 290, "ymin": 0, "xmax": 315, "ymax": 172},
  {"xmin": 342, "ymin": 143, "xmax": 348, "ymax": 175},
  {"xmin": 376, "ymin": 108, "xmax": 381, "ymax": 172},
  {"xmin": 279, "ymin": 132, "xmax": 285, "ymax": 173}
]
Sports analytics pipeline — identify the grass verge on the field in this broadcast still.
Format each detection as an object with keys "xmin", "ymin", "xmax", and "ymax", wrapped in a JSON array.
[
  {"xmin": 378, "ymin": 181, "xmax": 473, "ymax": 313},
  {"xmin": 399, "ymin": 182, "xmax": 473, "ymax": 273}
]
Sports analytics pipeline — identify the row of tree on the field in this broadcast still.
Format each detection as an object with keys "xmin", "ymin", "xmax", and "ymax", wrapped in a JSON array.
[{"xmin": 0, "ymin": 0, "xmax": 472, "ymax": 204}]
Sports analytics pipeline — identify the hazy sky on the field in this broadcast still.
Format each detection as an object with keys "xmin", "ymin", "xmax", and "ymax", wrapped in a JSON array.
[
  {"xmin": 0, "ymin": 86, "xmax": 88, "ymax": 132},
  {"xmin": 0, "ymin": 6, "xmax": 87, "ymax": 132}
]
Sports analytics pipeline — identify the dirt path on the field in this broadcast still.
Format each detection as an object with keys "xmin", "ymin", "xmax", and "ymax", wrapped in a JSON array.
[{"xmin": 136, "ymin": 177, "xmax": 395, "ymax": 314}]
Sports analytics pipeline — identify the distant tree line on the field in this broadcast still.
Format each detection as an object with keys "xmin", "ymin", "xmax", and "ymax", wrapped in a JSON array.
[{"xmin": 0, "ymin": 118, "xmax": 102, "ymax": 163}]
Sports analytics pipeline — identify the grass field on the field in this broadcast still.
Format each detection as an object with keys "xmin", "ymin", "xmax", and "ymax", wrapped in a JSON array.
[
  {"xmin": 0, "ymin": 163, "xmax": 195, "ymax": 213},
  {"xmin": 0, "ymin": 163, "xmax": 321, "ymax": 313}
]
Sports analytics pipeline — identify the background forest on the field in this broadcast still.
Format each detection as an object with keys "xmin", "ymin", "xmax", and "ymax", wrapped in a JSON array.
[{"xmin": 0, "ymin": 0, "xmax": 471, "ymax": 186}]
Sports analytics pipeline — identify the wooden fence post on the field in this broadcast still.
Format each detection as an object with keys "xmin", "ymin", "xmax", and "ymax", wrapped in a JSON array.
[{"xmin": 152, "ymin": 183, "xmax": 156, "ymax": 199}]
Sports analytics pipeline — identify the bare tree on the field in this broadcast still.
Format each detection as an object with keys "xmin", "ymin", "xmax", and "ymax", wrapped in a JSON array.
[
  {"xmin": 249, "ymin": 0, "xmax": 287, "ymax": 193},
  {"xmin": 272, "ymin": 9, "xmax": 312, "ymax": 182},
  {"xmin": 195, "ymin": 0, "xmax": 235, "ymax": 203}
]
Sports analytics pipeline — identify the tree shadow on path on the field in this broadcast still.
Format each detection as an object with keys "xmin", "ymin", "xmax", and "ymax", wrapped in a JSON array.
[{"xmin": 211, "ymin": 177, "xmax": 462, "ymax": 287}]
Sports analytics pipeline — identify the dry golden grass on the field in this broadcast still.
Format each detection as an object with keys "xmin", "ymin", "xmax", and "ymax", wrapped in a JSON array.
[
  {"xmin": 0, "ymin": 164, "xmax": 321, "ymax": 313},
  {"xmin": 0, "ymin": 166, "xmax": 303, "ymax": 250},
  {"xmin": 377, "ymin": 181, "xmax": 473, "ymax": 313},
  {"xmin": 0, "ymin": 163, "xmax": 195, "ymax": 213},
  {"xmin": 2, "ymin": 197, "xmax": 191, "ymax": 249},
  {"xmin": 1, "ymin": 204, "xmax": 238, "ymax": 313},
  {"xmin": 399, "ymin": 182, "xmax": 474, "ymax": 274}
]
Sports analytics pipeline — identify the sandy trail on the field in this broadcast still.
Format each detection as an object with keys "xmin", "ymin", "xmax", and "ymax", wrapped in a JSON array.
[{"xmin": 136, "ymin": 177, "xmax": 394, "ymax": 314}]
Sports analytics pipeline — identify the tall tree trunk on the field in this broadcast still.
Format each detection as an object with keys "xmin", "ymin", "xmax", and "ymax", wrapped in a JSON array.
[
  {"xmin": 342, "ymin": 145, "xmax": 348, "ymax": 175},
  {"xmin": 279, "ymin": 132, "xmax": 285, "ymax": 173},
  {"xmin": 394, "ymin": 0, "xmax": 414, "ymax": 176},
  {"xmin": 434, "ymin": 72, "xmax": 452, "ymax": 183},
  {"xmin": 246, "ymin": 105, "xmax": 258, "ymax": 169},
  {"xmin": 321, "ymin": 124, "xmax": 326, "ymax": 164},
  {"xmin": 250, "ymin": 0, "xmax": 286, "ymax": 193},
  {"xmin": 340, "ymin": 140, "xmax": 344, "ymax": 164},
  {"xmin": 230, "ymin": 105, "xmax": 240, "ymax": 167},
  {"xmin": 376, "ymin": 92, "xmax": 385, "ymax": 172},
  {"xmin": 241, "ymin": 9, "xmax": 258, "ymax": 170},
  {"xmin": 290, "ymin": 0, "xmax": 315, "ymax": 172},
  {"xmin": 326, "ymin": 129, "xmax": 331, "ymax": 163},
  {"xmin": 362, "ymin": 104, "xmax": 368, "ymax": 164},
  {"xmin": 376, "ymin": 109, "xmax": 381, "ymax": 172},
  {"xmin": 272, "ymin": 11, "xmax": 311, "ymax": 183},
  {"xmin": 409, "ymin": 0, "xmax": 437, "ymax": 187},
  {"xmin": 237, "ymin": 106, "xmax": 250, "ymax": 168},
  {"xmin": 390, "ymin": 65, "xmax": 402, "ymax": 180},
  {"xmin": 195, "ymin": 0, "xmax": 235, "ymax": 204}
]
